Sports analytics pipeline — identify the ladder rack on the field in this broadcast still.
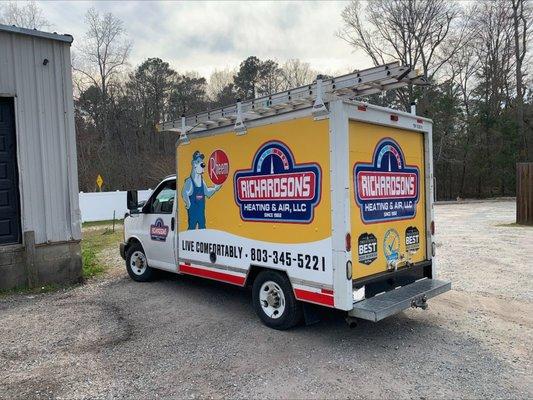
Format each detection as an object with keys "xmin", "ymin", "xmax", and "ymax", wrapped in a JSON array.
[{"xmin": 158, "ymin": 62, "xmax": 427, "ymax": 138}]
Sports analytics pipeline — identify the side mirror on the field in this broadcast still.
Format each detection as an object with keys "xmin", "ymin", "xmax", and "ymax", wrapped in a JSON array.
[{"xmin": 127, "ymin": 190, "xmax": 139, "ymax": 212}]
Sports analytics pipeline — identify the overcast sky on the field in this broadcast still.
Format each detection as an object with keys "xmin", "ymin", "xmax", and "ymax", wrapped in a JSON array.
[{"xmin": 38, "ymin": 0, "xmax": 368, "ymax": 78}]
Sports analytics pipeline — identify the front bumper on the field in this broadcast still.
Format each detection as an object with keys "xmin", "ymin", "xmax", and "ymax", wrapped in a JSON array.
[
  {"xmin": 348, "ymin": 278, "xmax": 451, "ymax": 322},
  {"xmin": 119, "ymin": 242, "xmax": 126, "ymax": 260}
]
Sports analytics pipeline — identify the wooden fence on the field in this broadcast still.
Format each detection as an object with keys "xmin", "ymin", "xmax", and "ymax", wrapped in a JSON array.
[{"xmin": 517, "ymin": 163, "xmax": 533, "ymax": 225}]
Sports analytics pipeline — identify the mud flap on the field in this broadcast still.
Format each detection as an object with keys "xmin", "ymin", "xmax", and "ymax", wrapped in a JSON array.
[{"xmin": 302, "ymin": 302, "xmax": 321, "ymax": 326}]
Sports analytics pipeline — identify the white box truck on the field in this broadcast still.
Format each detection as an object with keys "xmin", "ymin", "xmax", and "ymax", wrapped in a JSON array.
[{"xmin": 120, "ymin": 63, "xmax": 450, "ymax": 329}]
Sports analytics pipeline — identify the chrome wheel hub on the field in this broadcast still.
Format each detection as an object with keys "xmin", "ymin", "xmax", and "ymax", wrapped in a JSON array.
[
  {"xmin": 130, "ymin": 251, "xmax": 147, "ymax": 275},
  {"xmin": 259, "ymin": 281, "xmax": 286, "ymax": 319}
]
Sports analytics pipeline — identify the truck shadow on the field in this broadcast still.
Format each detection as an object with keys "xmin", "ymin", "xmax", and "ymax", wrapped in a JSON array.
[{"xmin": 155, "ymin": 270, "xmax": 444, "ymax": 336}]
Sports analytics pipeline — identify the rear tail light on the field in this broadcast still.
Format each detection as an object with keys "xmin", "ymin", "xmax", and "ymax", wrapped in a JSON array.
[
  {"xmin": 430, "ymin": 221, "xmax": 435, "ymax": 235},
  {"xmin": 345, "ymin": 233, "xmax": 351, "ymax": 252},
  {"xmin": 390, "ymin": 114, "xmax": 399, "ymax": 121}
]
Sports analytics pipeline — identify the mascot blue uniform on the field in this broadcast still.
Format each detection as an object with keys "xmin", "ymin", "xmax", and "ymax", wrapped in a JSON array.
[{"xmin": 182, "ymin": 151, "xmax": 221, "ymax": 229}]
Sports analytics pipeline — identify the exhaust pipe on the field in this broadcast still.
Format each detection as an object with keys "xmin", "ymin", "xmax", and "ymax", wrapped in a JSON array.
[
  {"xmin": 411, "ymin": 295, "xmax": 428, "ymax": 310},
  {"xmin": 345, "ymin": 316, "xmax": 358, "ymax": 328}
]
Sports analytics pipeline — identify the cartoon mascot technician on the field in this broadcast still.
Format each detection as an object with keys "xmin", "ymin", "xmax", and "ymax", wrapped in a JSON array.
[{"xmin": 182, "ymin": 151, "xmax": 221, "ymax": 229}]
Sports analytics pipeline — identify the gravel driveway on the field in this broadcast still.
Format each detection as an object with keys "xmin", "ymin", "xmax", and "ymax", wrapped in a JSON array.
[{"xmin": 1, "ymin": 200, "xmax": 531, "ymax": 399}]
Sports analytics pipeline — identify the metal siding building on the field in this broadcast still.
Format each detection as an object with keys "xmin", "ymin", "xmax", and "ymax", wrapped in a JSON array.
[{"xmin": 0, "ymin": 24, "xmax": 82, "ymax": 289}]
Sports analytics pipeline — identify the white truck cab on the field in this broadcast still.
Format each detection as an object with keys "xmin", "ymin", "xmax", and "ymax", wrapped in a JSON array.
[{"xmin": 120, "ymin": 176, "xmax": 177, "ymax": 276}]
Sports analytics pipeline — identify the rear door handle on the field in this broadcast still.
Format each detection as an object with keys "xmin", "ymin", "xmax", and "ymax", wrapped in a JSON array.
[{"xmin": 171, "ymin": 217, "xmax": 175, "ymax": 231}]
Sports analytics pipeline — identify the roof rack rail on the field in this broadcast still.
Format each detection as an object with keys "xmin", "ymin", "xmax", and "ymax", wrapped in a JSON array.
[{"xmin": 159, "ymin": 62, "xmax": 427, "ymax": 138}]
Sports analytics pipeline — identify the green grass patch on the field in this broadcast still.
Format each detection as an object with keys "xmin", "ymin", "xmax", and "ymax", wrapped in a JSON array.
[
  {"xmin": 82, "ymin": 219, "xmax": 124, "ymax": 228},
  {"xmin": 81, "ymin": 223, "xmax": 123, "ymax": 279},
  {"xmin": 82, "ymin": 243, "xmax": 106, "ymax": 278}
]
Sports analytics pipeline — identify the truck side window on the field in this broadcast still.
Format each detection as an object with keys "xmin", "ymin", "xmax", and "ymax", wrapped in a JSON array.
[{"xmin": 146, "ymin": 180, "xmax": 176, "ymax": 214}]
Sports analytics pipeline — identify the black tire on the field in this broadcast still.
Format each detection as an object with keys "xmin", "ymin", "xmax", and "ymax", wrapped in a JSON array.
[
  {"xmin": 252, "ymin": 270, "xmax": 303, "ymax": 330},
  {"xmin": 125, "ymin": 242, "xmax": 154, "ymax": 282}
]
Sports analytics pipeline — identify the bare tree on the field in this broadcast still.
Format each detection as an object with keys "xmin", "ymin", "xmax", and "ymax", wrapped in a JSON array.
[
  {"xmin": 448, "ymin": 42, "xmax": 480, "ymax": 197},
  {"xmin": 207, "ymin": 69, "xmax": 236, "ymax": 101},
  {"xmin": 511, "ymin": 0, "xmax": 532, "ymax": 160},
  {"xmin": 473, "ymin": 2, "xmax": 515, "ymax": 112},
  {"xmin": 469, "ymin": 1, "xmax": 516, "ymax": 196},
  {"xmin": 337, "ymin": 1, "xmax": 385, "ymax": 67},
  {"xmin": 338, "ymin": 0, "xmax": 470, "ymax": 107},
  {"xmin": 0, "ymin": 1, "xmax": 51, "ymax": 30},
  {"xmin": 73, "ymin": 8, "xmax": 132, "ymax": 144},
  {"xmin": 281, "ymin": 59, "xmax": 317, "ymax": 89},
  {"xmin": 339, "ymin": 0, "xmax": 467, "ymax": 78}
]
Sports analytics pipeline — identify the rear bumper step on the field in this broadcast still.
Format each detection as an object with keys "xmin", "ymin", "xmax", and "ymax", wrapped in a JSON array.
[{"xmin": 348, "ymin": 278, "xmax": 451, "ymax": 322}]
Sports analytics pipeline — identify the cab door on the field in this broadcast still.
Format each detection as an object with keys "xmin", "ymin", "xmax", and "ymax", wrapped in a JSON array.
[{"xmin": 140, "ymin": 179, "xmax": 177, "ymax": 271}]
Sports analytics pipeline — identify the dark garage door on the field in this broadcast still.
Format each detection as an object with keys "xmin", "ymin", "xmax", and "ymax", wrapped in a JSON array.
[{"xmin": 0, "ymin": 98, "xmax": 21, "ymax": 244}]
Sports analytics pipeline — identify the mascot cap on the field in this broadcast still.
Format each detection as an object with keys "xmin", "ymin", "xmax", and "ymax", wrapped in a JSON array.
[{"xmin": 192, "ymin": 151, "xmax": 205, "ymax": 162}]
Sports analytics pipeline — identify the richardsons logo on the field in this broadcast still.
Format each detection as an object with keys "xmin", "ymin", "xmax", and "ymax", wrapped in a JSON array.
[
  {"xmin": 234, "ymin": 141, "xmax": 321, "ymax": 223},
  {"xmin": 354, "ymin": 138, "xmax": 420, "ymax": 223}
]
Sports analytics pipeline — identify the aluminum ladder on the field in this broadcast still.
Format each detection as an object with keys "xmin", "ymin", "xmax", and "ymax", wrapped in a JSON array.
[{"xmin": 158, "ymin": 62, "xmax": 428, "ymax": 139}]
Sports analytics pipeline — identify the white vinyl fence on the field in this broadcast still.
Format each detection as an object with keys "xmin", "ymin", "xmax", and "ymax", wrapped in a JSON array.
[{"xmin": 79, "ymin": 190, "xmax": 152, "ymax": 222}]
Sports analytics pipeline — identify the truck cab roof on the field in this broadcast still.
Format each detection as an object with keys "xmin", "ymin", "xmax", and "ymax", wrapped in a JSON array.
[{"xmin": 162, "ymin": 174, "xmax": 177, "ymax": 181}]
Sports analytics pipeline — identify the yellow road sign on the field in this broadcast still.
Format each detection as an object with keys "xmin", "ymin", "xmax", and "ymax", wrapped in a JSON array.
[{"xmin": 96, "ymin": 174, "xmax": 104, "ymax": 190}]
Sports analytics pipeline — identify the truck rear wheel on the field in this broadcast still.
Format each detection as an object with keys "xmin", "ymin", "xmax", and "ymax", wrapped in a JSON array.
[
  {"xmin": 252, "ymin": 270, "xmax": 303, "ymax": 330},
  {"xmin": 126, "ymin": 242, "xmax": 154, "ymax": 282}
]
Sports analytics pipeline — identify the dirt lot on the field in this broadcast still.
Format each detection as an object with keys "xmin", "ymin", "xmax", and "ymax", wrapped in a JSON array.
[{"xmin": 1, "ymin": 200, "xmax": 532, "ymax": 399}]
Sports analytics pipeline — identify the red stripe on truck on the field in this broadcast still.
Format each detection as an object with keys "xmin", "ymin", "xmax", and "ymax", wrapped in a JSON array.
[
  {"xmin": 294, "ymin": 289, "xmax": 334, "ymax": 307},
  {"xmin": 179, "ymin": 264, "xmax": 246, "ymax": 286}
]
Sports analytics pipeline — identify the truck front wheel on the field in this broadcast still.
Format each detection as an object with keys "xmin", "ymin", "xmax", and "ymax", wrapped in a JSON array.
[
  {"xmin": 125, "ymin": 242, "xmax": 154, "ymax": 282},
  {"xmin": 252, "ymin": 270, "xmax": 303, "ymax": 330}
]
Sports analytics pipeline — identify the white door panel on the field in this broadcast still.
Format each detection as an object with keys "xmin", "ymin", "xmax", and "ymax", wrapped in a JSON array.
[{"xmin": 138, "ymin": 179, "xmax": 177, "ymax": 271}]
